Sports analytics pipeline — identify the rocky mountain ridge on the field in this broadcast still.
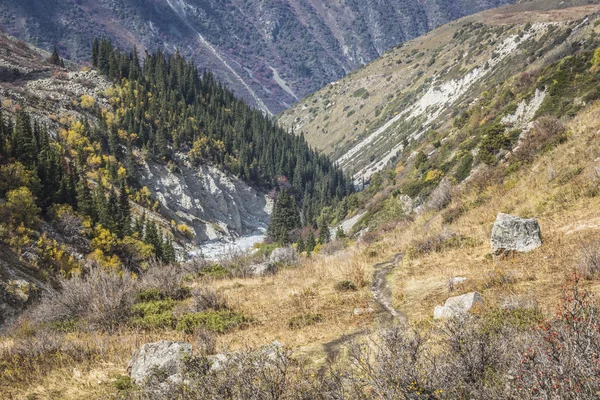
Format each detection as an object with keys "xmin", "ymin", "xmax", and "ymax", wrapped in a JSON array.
[
  {"xmin": 280, "ymin": 0, "xmax": 600, "ymax": 182},
  {"xmin": 0, "ymin": 0, "xmax": 515, "ymax": 114}
]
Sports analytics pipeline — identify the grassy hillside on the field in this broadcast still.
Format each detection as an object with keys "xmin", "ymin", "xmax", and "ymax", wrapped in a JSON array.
[
  {"xmin": 0, "ymin": 0, "xmax": 515, "ymax": 114},
  {"xmin": 279, "ymin": 0, "xmax": 600, "ymax": 181},
  {"xmin": 6, "ymin": 2, "xmax": 600, "ymax": 399}
]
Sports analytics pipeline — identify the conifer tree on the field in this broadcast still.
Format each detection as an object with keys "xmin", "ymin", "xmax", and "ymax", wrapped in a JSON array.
[
  {"xmin": 268, "ymin": 189, "xmax": 301, "ymax": 244},
  {"xmin": 296, "ymin": 236, "xmax": 305, "ymax": 253},
  {"xmin": 306, "ymin": 230, "xmax": 316, "ymax": 254},
  {"xmin": 162, "ymin": 234, "xmax": 176, "ymax": 263},
  {"xmin": 144, "ymin": 220, "xmax": 162, "ymax": 259},
  {"xmin": 49, "ymin": 45, "xmax": 64, "ymax": 67},
  {"xmin": 92, "ymin": 38, "xmax": 100, "ymax": 67},
  {"xmin": 12, "ymin": 109, "xmax": 36, "ymax": 167},
  {"xmin": 318, "ymin": 220, "xmax": 331, "ymax": 245},
  {"xmin": 117, "ymin": 183, "xmax": 131, "ymax": 238},
  {"xmin": 77, "ymin": 177, "xmax": 96, "ymax": 222}
]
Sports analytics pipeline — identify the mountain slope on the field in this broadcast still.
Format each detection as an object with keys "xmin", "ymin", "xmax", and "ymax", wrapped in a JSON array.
[
  {"xmin": 280, "ymin": 0, "xmax": 600, "ymax": 182},
  {"xmin": 0, "ymin": 0, "xmax": 515, "ymax": 114}
]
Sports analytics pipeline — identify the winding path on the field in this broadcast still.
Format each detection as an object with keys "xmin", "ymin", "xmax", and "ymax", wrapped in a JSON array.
[
  {"xmin": 322, "ymin": 252, "xmax": 406, "ymax": 363},
  {"xmin": 371, "ymin": 253, "xmax": 406, "ymax": 323}
]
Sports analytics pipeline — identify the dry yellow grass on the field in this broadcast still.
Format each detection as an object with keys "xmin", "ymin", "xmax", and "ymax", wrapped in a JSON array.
[{"xmin": 390, "ymin": 101, "xmax": 600, "ymax": 323}]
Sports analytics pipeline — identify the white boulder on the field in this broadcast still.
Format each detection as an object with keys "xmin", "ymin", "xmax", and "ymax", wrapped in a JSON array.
[
  {"xmin": 128, "ymin": 341, "xmax": 192, "ymax": 385},
  {"xmin": 434, "ymin": 292, "xmax": 483, "ymax": 320},
  {"xmin": 491, "ymin": 213, "xmax": 542, "ymax": 255}
]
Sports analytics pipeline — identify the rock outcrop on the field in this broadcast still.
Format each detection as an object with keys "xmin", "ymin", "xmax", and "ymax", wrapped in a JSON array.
[
  {"xmin": 248, "ymin": 262, "xmax": 276, "ymax": 277},
  {"xmin": 137, "ymin": 155, "xmax": 272, "ymax": 257},
  {"xmin": 269, "ymin": 247, "xmax": 297, "ymax": 265},
  {"xmin": 128, "ymin": 341, "xmax": 193, "ymax": 386},
  {"xmin": 434, "ymin": 292, "xmax": 483, "ymax": 320},
  {"xmin": 491, "ymin": 213, "xmax": 542, "ymax": 255}
]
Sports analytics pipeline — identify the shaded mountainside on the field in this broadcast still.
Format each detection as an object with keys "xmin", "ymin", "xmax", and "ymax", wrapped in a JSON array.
[
  {"xmin": 0, "ymin": 30, "xmax": 349, "ymax": 324},
  {"xmin": 280, "ymin": 0, "xmax": 600, "ymax": 183},
  {"xmin": 0, "ymin": 0, "xmax": 515, "ymax": 114}
]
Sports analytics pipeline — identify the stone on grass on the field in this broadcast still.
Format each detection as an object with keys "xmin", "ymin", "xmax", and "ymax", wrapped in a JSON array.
[
  {"xmin": 128, "ymin": 341, "xmax": 192, "ymax": 385},
  {"xmin": 353, "ymin": 307, "xmax": 375, "ymax": 316},
  {"xmin": 491, "ymin": 213, "xmax": 542, "ymax": 255},
  {"xmin": 248, "ymin": 262, "xmax": 276, "ymax": 276},
  {"xmin": 270, "ymin": 247, "xmax": 296, "ymax": 265},
  {"xmin": 434, "ymin": 292, "xmax": 483, "ymax": 320}
]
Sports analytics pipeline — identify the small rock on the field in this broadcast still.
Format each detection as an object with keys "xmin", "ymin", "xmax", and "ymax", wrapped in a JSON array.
[
  {"xmin": 248, "ymin": 262, "xmax": 276, "ymax": 276},
  {"xmin": 434, "ymin": 292, "xmax": 483, "ymax": 320},
  {"xmin": 128, "ymin": 341, "xmax": 192, "ymax": 385},
  {"xmin": 353, "ymin": 307, "xmax": 375, "ymax": 316},
  {"xmin": 448, "ymin": 277, "xmax": 467, "ymax": 286},
  {"xmin": 491, "ymin": 213, "xmax": 542, "ymax": 255},
  {"xmin": 270, "ymin": 247, "xmax": 297, "ymax": 265},
  {"xmin": 207, "ymin": 353, "xmax": 229, "ymax": 372}
]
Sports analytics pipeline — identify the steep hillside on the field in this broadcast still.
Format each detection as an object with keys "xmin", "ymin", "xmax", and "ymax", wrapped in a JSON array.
[
  {"xmin": 0, "ymin": 30, "xmax": 350, "ymax": 331},
  {"xmin": 280, "ymin": 0, "xmax": 600, "ymax": 182},
  {"xmin": 0, "ymin": 0, "xmax": 515, "ymax": 114},
  {"xmin": 7, "ymin": 2, "xmax": 600, "ymax": 399}
]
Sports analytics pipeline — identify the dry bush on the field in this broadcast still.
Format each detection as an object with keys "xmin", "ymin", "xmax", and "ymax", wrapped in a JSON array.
[
  {"xmin": 479, "ymin": 266, "xmax": 519, "ymax": 290},
  {"xmin": 427, "ymin": 178, "xmax": 453, "ymax": 211},
  {"xmin": 191, "ymin": 287, "xmax": 229, "ymax": 312},
  {"xmin": 0, "ymin": 328, "xmax": 101, "ymax": 389},
  {"xmin": 345, "ymin": 325, "xmax": 436, "ymax": 399},
  {"xmin": 137, "ymin": 345, "xmax": 322, "ymax": 400},
  {"xmin": 513, "ymin": 116, "xmax": 567, "ymax": 163},
  {"xmin": 319, "ymin": 239, "xmax": 346, "ymax": 255},
  {"xmin": 28, "ymin": 268, "xmax": 136, "ymax": 331},
  {"xmin": 577, "ymin": 244, "xmax": 600, "ymax": 280},
  {"xmin": 138, "ymin": 262, "xmax": 190, "ymax": 300},
  {"xmin": 358, "ymin": 231, "xmax": 380, "ymax": 245},
  {"xmin": 342, "ymin": 259, "xmax": 369, "ymax": 288},
  {"xmin": 513, "ymin": 279, "xmax": 600, "ymax": 399},
  {"xmin": 467, "ymin": 164, "xmax": 506, "ymax": 193},
  {"xmin": 407, "ymin": 229, "xmax": 456, "ymax": 257},
  {"xmin": 196, "ymin": 329, "xmax": 218, "ymax": 356}
]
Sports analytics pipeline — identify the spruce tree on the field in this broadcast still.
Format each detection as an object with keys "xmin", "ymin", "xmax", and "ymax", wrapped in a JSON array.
[
  {"xmin": 268, "ymin": 189, "xmax": 301, "ymax": 244},
  {"xmin": 318, "ymin": 220, "xmax": 331, "ymax": 245},
  {"xmin": 92, "ymin": 38, "xmax": 100, "ymax": 67},
  {"xmin": 117, "ymin": 183, "xmax": 131, "ymax": 238},
  {"xmin": 49, "ymin": 45, "xmax": 64, "ymax": 67},
  {"xmin": 12, "ymin": 109, "xmax": 36, "ymax": 167},
  {"xmin": 77, "ymin": 177, "xmax": 96, "ymax": 222},
  {"xmin": 144, "ymin": 220, "xmax": 162, "ymax": 259},
  {"xmin": 306, "ymin": 230, "xmax": 316, "ymax": 254}
]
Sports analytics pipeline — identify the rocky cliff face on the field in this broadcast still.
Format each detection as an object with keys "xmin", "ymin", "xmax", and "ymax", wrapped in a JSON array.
[
  {"xmin": 0, "ymin": 32, "xmax": 271, "ymax": 259},
  {"xmin": 279, "ymin": 0, "xmax": 600, "ymax": 182},
  {"xmin": 0, "ymin": 0, "xmax": 515, "ymax": 114},
  {"xmin": 138, "ymin": 155, "xmax": 272, "ymax": 258}
]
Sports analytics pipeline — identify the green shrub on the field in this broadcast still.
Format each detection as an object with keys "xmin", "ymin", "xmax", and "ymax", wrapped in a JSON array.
[
  {"xmin": 176, "ymin": 310, "xmax": 247, "ymax": 334},
  {"xmin": 132, "ymin": 299, "xmax": 177, "ymax": 317},
  {"xmin": 454, "ymin": 153, "xmax": 473, "ymax": 182},
  {"xmin": 199, "ymin": 264, "xmax": 230, "ymax": 279},
  {"xmin": 130, "ymin": 312, "xmax": 175, "ymax": 330},
  {"xmin": 113, "ymin": 375, "xmax": 134, "ymax": 391},
  {"xmin": 482, "ymin": 307, "xmax": 544, "ymax": 334},
  {"xmin": 334, "ymin": 280, "xmax": 357, "ymax": 292},
  {"xmin": 136, "ymin": 288, "xmax": 163, "ymax": 302},
  {"xmin": 288, "ymin": 313, "xmax": 324, "ymax": 330}
]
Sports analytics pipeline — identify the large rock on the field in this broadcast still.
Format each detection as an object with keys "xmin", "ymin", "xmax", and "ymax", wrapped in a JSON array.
[
  {"xmin": 128, "ymin": 341, "xmax": 193, "ymax": 385},
  {"xmin": 434, "ymin": 292, "xmax": 483, "ymax": 320},
  {"xmin": 269, "ymin": 247, "xmax": 296, "ymax": 265},
  {"xmin": 490, "ymin": 213, "xmax": 542, "ymax": 255},
  {"xmin": 247, "ymin": 262, "xmax": 276, "ymax": 276}
]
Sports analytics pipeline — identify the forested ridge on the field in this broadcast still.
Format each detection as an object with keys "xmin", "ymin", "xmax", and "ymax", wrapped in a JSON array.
[{"xmin": 91, "ymin": 38, "xmax": 352, "ymax": 225}]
